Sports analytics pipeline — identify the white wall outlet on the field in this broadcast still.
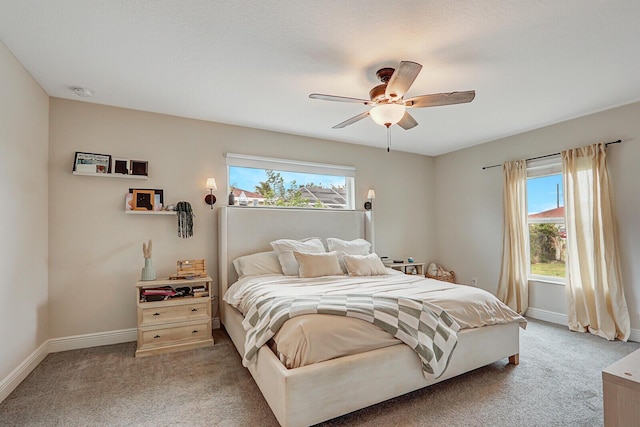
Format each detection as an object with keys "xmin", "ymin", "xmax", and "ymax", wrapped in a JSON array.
[{"xmin": 471, "ymin": 277, "xmax": 478, "ymax": 286}]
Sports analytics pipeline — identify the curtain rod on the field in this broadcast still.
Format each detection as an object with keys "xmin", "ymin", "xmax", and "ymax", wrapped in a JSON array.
[{"xmin": 481, "ymin": 139, "xmax": 622, "ymax": 170}]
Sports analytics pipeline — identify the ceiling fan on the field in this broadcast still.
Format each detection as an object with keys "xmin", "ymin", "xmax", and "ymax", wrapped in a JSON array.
[{"xmin": 309, "ymin": 61, "xmax": 475, "ymax": 151}]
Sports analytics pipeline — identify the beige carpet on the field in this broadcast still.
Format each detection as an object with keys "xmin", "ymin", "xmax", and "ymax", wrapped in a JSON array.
[{"xmin": 1, "ymin": 319, "xmax": 638, "ymax": 426}]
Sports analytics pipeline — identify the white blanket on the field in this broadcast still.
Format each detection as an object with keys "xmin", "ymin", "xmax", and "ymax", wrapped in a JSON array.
[{"xmin": 224, "ymin": 273, "xmax": 527, "ymax": 330}]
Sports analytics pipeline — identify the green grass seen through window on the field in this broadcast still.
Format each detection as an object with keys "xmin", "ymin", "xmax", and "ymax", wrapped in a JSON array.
[{"xmin": 531, "ymin": 262, "xmax": 565, "ymax": 278}]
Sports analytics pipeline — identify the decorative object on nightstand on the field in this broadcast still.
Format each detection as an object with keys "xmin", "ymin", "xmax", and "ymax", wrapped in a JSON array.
[
  {"xmin": 204, "ymin": 178, "xmax": 217, "ymax": 209},
  {"xmin": 169, "ymin": 259, "xmax": 206, "ymax": 280},
  {"xmin": 228, "ymin": 190, "xmax": 235, "ymax": 206},
  {"xmin": 426, "ymin": 263, "xmax": 456, "ymax": 283},
  {"xmin": 364, "ymin": 189, "xmax": 375, "ymax": 210},
  {"xmin": 140, "ymin": 239, "xmax": 156, "ymax": 281},
  {"xmin": 427, "ymin": 262, "xmax": 438, "ymax": 276}
]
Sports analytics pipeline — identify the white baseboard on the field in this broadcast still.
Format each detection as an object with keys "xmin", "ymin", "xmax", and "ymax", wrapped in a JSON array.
[
  {"xmin": 525, "ymin": 307, "xmax": 568, "ymax": 325},
  {"xmin": 526, "ymin": 307, "xmax": 640, "ymax": 342},
  {"xmin": 0, "ymin": 341, "xmax": 48, "ymax": 403},
  {"xmin": 2, "ymin": 317, "xmax": 224, "ymax": 403},
  {"xmin": 48, "ymin": 318, "xmax": 221, "ymax": 353},
  {"xmin": 48, "ymin": 328, "xmax": 137, "ymax": 353}
]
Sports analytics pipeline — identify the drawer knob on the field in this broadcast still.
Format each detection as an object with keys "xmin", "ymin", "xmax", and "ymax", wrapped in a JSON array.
[
  {"xmin": 153, "ymin": 312, "xmax": 160, "ymax": 316},
  {"xmin": 192, "ymin": 330, "xmax": 198, "ymax": 334},
  {"xmin": 153, "ymin": 335, "xmax": 161, "ymax": 339},
  {"xmin": 191, "ymin": 308, "xmax": 198, "ymax": 312}
]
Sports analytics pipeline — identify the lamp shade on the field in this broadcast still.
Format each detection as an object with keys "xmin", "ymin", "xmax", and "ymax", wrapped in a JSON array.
[
  {"xmin": 369, "ymin": 104, "xmax": 406, "ymax": 126},
  {"xmin": 205, "ymin": 178, "xmax": 217, "ymax": 190},
  {"xmin": 367, "ymin": 189, "xmax": 376, "ymax": 200}
]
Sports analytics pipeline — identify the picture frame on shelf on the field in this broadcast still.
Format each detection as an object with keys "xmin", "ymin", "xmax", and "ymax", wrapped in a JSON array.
[
  {"xmin": 112, "ymin": 157, "xmax": 130, "ymax": 175},
  {"xmin": 130, "ymin": 160, "xmax": 149, "ymax": 176},
  {"xmin": 132, "ymin": 189, "xmax": 155, "ymax": 211},
  {"xmin": 73, "ymin": 151, "xmax": 111, "ymax": 174},
  {"xmin": 128, "ymin": 188, "xmax": 164, "ymax": 211}
]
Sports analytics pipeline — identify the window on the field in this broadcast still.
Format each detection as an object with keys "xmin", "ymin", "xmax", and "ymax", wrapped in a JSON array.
[
  {"xmin": 526, "ymin": 157, "xmax": 565, "ymax": 281},
  {"xmin": 226, "ymin": 153, "xmax": 355, "ymax": 209}
]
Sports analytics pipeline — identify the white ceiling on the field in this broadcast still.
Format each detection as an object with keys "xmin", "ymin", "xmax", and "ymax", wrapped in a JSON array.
[{"xmin": 2, "ymin": 1, "xmax": 640, "ymax": 156}]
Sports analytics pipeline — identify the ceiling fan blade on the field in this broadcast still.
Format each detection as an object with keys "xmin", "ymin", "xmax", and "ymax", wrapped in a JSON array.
[
  {"xmin": 310, "ymin": 93, "xmax": 372, "ymax": 105},
  {"xmin": 397, "ymin": 112, "xmax": 418, "ymax": 130},
  {"xmin": 405, "ymin": 90, "xmax": 476, "ymax": 108},
  {"xmin": 332, "ymin": 111, "xmax": 370, "ymax": 129},
  {"xmin": 385, "ymin": 61, "xmax": 422, "ymax": 100}
]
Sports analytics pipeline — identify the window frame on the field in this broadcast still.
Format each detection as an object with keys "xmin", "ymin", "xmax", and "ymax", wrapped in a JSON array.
[
  {"xmin": 225, "ymin": 153, "xmax": 356, "ymax": 210},
  {"xmin": 526, "ymin": 155, "xmax": 566, "ymax": 284}
]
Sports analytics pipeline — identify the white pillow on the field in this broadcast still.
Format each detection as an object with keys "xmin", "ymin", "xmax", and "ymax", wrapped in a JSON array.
[
  {"xmin": 232, "ymin": 251, "xmax": 283, "ymax": 278},
  {"xmin": 270, "ymin": 238, "xmax": 326, "ymax": 275},
  {"xmin": 343, "ymin": 253, "xmax": 388, "ymax": 276},
  {"xmin": 294, "ymin": 251, "xmax": 343, "ymax": 278},
  {"xmin": 326, "ymin": 238, "xmax": 372, "ymax": 273}
]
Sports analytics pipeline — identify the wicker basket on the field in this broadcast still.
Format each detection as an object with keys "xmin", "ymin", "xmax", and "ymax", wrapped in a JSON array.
[{"xmin": 426, "ymin": 271, "xmax": 456, "ymax": 283}]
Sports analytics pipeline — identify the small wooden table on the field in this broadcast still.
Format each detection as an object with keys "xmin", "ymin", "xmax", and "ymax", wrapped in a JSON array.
[
  {"xmin": 603, "ymin": 348, "xmax": 640, "ymax": 426},
  {"xmin": 387, "ymin": 262, "xmax": 425, "ymax": 275}
]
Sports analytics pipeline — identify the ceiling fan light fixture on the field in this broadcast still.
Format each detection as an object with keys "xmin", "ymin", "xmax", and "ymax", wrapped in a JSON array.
[{"xmin": 369, "ymin": 103, "xmax": 405, "ymax": 127}]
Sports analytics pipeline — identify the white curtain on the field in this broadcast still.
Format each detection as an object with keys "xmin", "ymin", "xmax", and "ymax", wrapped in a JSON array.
[
  {"xmin": 563, "ymin": 143, "xmax": 630, "ymax": 341},
  {"xmin": 497, "ymin": 160, "xmax": 529, "ymax": 314}
]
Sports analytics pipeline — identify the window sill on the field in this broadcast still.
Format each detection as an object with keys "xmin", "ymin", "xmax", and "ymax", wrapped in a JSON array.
[{"xmin": 528, "ymin": 276, "xmax": 566, "ymax": 286}]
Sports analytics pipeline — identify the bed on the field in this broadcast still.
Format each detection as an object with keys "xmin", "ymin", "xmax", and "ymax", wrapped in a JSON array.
[{"xmin": 218, "ymin": 206, "xmax": 524, "ymax": 427}]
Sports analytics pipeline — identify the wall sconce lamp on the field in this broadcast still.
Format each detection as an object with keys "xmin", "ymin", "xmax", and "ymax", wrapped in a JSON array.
[
  {"xmin": 364, "ymin": 189, "xmax": 375, "ymax": 210},
  {"xmin": 205, "ymin": 178, "xmax": 217, "ymax": 209}
]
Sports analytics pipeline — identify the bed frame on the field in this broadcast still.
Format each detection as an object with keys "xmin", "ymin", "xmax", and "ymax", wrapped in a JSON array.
[{"xmin": 218, "ymin": 206, "xmax": 520, "ymax": 427}]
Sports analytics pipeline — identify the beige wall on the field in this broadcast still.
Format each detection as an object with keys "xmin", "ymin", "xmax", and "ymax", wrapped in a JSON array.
[
  {"xmin": 434, "ymin": 101, "xmax": 640, "ymax": 330},
  {"xmin": 48, "ymin": 98, "xmax": 436, "ymax": 338},
  {"xmin": 0, "ymin": 42, "xmax": 49, "ymax": 381}
]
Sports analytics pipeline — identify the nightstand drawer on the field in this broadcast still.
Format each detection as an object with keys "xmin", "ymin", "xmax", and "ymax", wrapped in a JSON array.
[
  {"xmin": 139, "ymin": 301, "xmax": 209, "ymax": 326},
  {"xmin": 139, "ymin": 320, "xmax": 211, "ymax": 347}
]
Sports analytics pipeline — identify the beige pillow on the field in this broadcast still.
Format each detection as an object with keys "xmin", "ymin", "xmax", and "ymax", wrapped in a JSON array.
[
  {"xmin": 232, "ymin": 251, "xmax": 283, "ymax": 278},
  {"xmin": 326, "ymin": 238, "xmax": 372, "ymax": 273},
  {"xmin": 270, "ymin": 238, "xmax": 326, "ymax": 275},
  {"xmin": 343, "ymin": 253, "xmax": 388, "ymax": 276},
  {"xmin": 294, "ymin": 251, "xmax": 343, "ymax": 278}
]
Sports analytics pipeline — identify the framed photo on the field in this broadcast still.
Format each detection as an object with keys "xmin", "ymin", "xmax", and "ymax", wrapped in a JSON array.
[
  {"xmin": 130, "ymin": 160, "xmax": 148, "ymax": 176},
  {"xmin": 112, "ymin": 157, "xmax": 130, "ymax": 175},
  {"xmin": 73, "ymin": 152, "xmax": 111, "ymax": 174},
  {"xmin": 132, "ymin": 189, "xmax": 155, "ymax": 211},
  {"xmin": 128, "ymin": 188, "xmax": 164, "ymax": 211}
]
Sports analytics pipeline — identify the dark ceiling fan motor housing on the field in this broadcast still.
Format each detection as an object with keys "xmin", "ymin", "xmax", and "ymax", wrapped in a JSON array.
[{"xmin": 369, "ymin": 67, "xmax": 395, "ymax": 102}]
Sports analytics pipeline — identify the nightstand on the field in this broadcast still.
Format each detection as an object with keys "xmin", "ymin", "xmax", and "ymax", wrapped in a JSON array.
[
  {"xmin": 134, "ymin": 276, "xmax": 214, "ymax": 357},
  {"xmin": 388, "ymin": 262, "xmax": 425, "ymax": 275}
]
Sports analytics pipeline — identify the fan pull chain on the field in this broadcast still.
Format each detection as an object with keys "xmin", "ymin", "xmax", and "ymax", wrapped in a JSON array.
[{"xmin": 386, "ymin": 125, "xmax": 391, "ymax": 152}]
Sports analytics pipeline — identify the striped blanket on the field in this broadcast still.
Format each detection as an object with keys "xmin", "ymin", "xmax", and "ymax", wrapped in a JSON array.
[{"xmin": 242, "ymin": 293, "xmax": 460, "ymax": 379}]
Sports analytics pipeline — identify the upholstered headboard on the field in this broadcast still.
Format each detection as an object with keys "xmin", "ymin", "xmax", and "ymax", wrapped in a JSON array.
[{"xmin": 218, "ymin": 207, "xmax": 373, "ymax": 321}]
